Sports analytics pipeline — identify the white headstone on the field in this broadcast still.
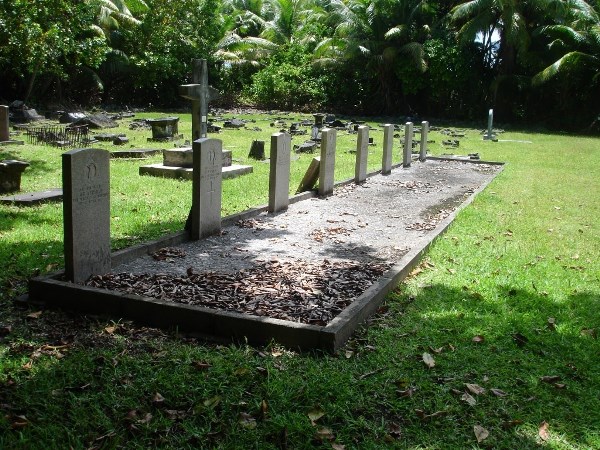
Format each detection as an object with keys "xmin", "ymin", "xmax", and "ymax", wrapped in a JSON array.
[
  {"xmin": 483, "ymin": 109, "xmax": 496, "ymax": 140},
  {"xmin": 318, "ymin": 128, "xmax": 336, "ymax": 196},
  {"xmin": 403, "ymin": 122, "xmax": 413, "ymax": 168},
  {"xmin": 191, "ymin": 138, "xmax": 222, "ymax": 239},
  {"xmin": 268, "ymin": 132, "xmax": 291, "ymax": 213},
  {"xmin": 419, "ymin": 121, "xmax": 429, "ymax": 161},
  {"xmin": 382, "ymin": 124, "xmax": 393, "ymax": 175},
  {"xmin": 355, "ymin": 125, "xmax": 369, "ymax": 183},
  {"xmin": 62, "ymin": 148, "xmax": 111, "ymax": 283}
]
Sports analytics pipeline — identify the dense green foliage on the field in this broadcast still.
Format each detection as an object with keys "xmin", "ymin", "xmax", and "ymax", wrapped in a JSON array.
[{"xmin": 0, "ymin": 0, "xmax": 599, "ymax": 129}]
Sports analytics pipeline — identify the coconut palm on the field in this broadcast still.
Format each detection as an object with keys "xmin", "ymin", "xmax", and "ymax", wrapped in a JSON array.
[{"xmin": 314, "ymin": 0, "xmax": 434, "ymax": 112}]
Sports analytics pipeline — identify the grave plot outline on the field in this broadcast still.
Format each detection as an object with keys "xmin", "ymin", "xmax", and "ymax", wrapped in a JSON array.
[{"xmin": 28, "ymin": 151, "xmax": 504, "ymax": 352}]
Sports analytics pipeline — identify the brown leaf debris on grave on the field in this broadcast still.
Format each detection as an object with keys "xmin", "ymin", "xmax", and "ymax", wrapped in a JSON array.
[
  {"xmin": 86, "ymin": 259, "xmax": 389, "ymax": 325},
  {"xmin": 310, "ymin": 227, "xmax": 352, "ymax": 243},
  {"xmin": 473, "ymin": 424, "xmax": 489, "ymax": 443},
  {"xmin": 151, "ymin": 247, "xmax": 187, "ymax": 261},
  {"xmin": 406, "ymin": 209, "xmax": 452, "ymax": 231}
]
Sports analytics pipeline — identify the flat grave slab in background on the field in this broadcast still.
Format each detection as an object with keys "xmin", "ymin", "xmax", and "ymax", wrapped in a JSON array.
[
  {"xmin": 29, "ymin": 159, "xmax": 502, "ymax": 351},
  {"xmin": 0, "ymin": 188, "xmax": 63, "ymax": 206}
]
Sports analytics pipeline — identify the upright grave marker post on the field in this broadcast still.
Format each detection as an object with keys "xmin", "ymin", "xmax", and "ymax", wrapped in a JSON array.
[
  {"xmin": 179, "ymin": 59, "xmax": 220, "ymax": 140},
  {"xmin": 355, "ymin": 125, "xmax": 369, "ymax": 183},
  {"xmin": 483, "ymin": 109, "xmax": 496, "ymax": 140},
  {"xmin": 62, "ymin": 148, "xmax": 111, "ymax": 283},
  {"xmin": 191, "ymin": 138, "xmax": 222, "ymax": 239},
  {"xmin": 382, "ymin": 124, "xmax": 393, "ymax": 175},
  {"xmin": 419, "ymin": 121, "xmax": 429, "ymax": 161},
  {"xmin": 268, "ymin": 132, "xmax": 291, "ymax": 213},
  {"xmin": 0, "ymin": 105, "xmax": 9, "ymax": 141},
  {"xmin": 403, "ymin": 122, "xmax": 413, "ymax": 167},
  {"xmin": 319, "ymin": 128, "xmax": 336, "ymax": 196}
]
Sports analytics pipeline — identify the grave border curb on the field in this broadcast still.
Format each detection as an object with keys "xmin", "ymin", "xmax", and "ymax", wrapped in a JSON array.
[{"xmin": 28, "ymin": 158, "xmax": 504, "ymax": 352}]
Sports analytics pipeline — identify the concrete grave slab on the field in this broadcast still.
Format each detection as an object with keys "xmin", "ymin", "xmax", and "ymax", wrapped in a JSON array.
[
  {"xmin": 0, "ymin": 188, "xmax": 63, "ymax": 206},
  {"xmin": 29, "ymin": 158, "xmax": 503, "ymax": 352}
]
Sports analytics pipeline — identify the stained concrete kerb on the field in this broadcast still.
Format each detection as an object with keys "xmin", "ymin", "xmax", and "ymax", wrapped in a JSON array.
[{"xmin": 27, "ymin": 159, "xmax": 504, "ymax": 352}]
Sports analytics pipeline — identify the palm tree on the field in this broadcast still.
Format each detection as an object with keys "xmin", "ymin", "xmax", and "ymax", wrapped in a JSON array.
[{"xmin": 314, "ymin": 0, "xmax": 433, "ymax": 112}]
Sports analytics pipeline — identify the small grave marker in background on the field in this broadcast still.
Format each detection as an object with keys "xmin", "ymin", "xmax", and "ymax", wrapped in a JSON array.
[
  {"xmin": 420, "ymin": 121, "xmax": 429, "ymax": 161},
  {"xmin": 403, "ymin": 122, "xmax": 413, "ymax": 167},
  {"xmin": 355, "ymin": 125, "xmax": 368, "ymax": 183},
  {"xmin": 249, "ymin": 140, "xmax": 266, "ymax": 160},
  {"xmin": 62, "ymin": 148, "xmax": 111, "ymax": 283},
  {"xmin": 268, "ymin": 133, "xmax": 291, "ymax": 213},
  {"xmin": 319, "ymin": 128, "xmax": 336, "ymax": 196},
  {"xmin": 483, "ymin": 109, "xmax": 497, "ymax": 141},
  {"xmin": 382, "ymin": 124, "xmax": 393, "ymax": 174},
  {"xmin": 0, "ymin": 105, "xmax": 10, "ymax": 141},
  {"xmin": 191, "ymin": 138, "xmax": 222, "ymax": 239}
]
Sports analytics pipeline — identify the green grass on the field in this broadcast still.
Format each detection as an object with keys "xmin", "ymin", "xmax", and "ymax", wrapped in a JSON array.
[{"xmin": 0, "ymin": 113, "xmax": 599, "ymax": 448}]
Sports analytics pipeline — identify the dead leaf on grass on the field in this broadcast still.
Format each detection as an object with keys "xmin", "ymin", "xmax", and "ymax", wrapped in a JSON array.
[
  {"xmin": 239, "ymin": 412, "xmax": 257, "ymax": 429},
  {"xmin": 331, "ymin": 443, "xmax": 346, "ymax": 450},
  {"xmin": 540, "ymin": 375, "xmax": 561, "ymax": 384},
  {"xmin": 397, "ymin": 387, "xmax": 416, "ymax": 398},
  {"xmin": 422, "ymin": 352, "xmax": 435, "ymax": 368},
  {"xmin": 461, "ymin": 393, "xmax": 477, "ymax": 406},
  {"xmin": 26, "ymin": 311, "xmax": 43, "ymax": 319},
  {"xmin": 539, "ymin": 421, "xmax": 550, "ymax": 441},
  {"xmin": 502, "ymin": 419, "xmax": 523, "ymax": 429},
  {"xmin": 307, "ymin": 408, "xmax": 325, "ymax": 425},
  {"xmin": 9, "ymin": 414, "xmax": 29, "ymax": 429},
  {"xmin": 192, "ymin": 360, "xmax": 212, "ymax": 371},
  {"xmin": 465, "ymin": 383, "xmax": 485, "ymax": 395},
  {"xmin": 203, "ymin": 395, "xmax": 221, "ymax": 409},
  {"xmin": 472, "ymin": 335, "xmax": 485, "ymax": 343},
  {"xmin": 415, "ymin": 409, "xmax": 447, "ymax": 421},
  {"xmin": 152, "ymin": 392, "xmax": 165, "ymax": 406},
  {"xmin": 490, "ymin": 388, "xmax": 508, "ymax": 397},
  {"xmin": 314, "ymin": 427, "xmax": 335, "ymax": 441},
  {"xmin": 474, "ymin": 424, "xmax": 489, "ymax": 443}
]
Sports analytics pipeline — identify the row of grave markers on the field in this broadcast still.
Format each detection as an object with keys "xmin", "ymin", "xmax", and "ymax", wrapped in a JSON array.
[{"xmin": 62, "ymin": 121, "xmax": 429, "ymax": 283}]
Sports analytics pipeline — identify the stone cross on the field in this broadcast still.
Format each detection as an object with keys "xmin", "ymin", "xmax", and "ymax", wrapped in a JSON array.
[
  {"xmin": 179, "ymin": 59, "xmax": 220, "ymax": 141},
  {"xmin": 419, "ymin": 121, "xmax": 429, "ymax": 161},
  {"xmin": 62, "ymin": 148, "xmax": 111, "ymax": 283},
  {"xmin": 319, "ymin": 128, "xmax": 336, "ymax": 196},
  {"xmin": 355, "ymin": 125, "xmax": 368, "ymax": 183},
  {"xmin": 403, "ymin": 122, "xmax": 413, "ymax": 168},
  {"xmin": 268, "ymin": 132, "xmax": 291, "ymax": 213},
  {"xmin": 191, "ymin": 138, "xmax": 222, "ymax": 239},
  {"xmin": 483, "ymin": 109, "xmax": 496, "ymax": 140},
  {"xmin": 382, "ymin": 124, "xmax": 393, "ymax": 175},
  {"xmin": 0, "ymin": 105, "xmax": 9, "ymax": 141}
]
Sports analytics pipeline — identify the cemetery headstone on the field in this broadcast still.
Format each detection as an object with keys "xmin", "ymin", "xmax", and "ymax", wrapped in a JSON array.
[
  {"xmin": 62, "ymin": 148, "xmax": 111, "ymax": 283},
  {"xmin": 296, "ymin": 157, "xmax": 320, "ymax": 193},
  {"xmin": 419, "ymin": 121, "xmax": 429, "ymax": 161},
  {"xmin": 0, "ymin": 105, "xmax": 10, "ymax": 141},
  {"xmin": 382, "ymin": 124, "xmax": 393, "ymax": 175},
  {"xmin": 179, "ymin": 59, "xmax": 220, "ymax": 140},
  {"xmin": 190, "ymin": 138, "xmax": 222, "ymax": 239},
  {"xmin": 147, "ymin": 117, "xmax": 181, "ymax": 141},
  {"xmin": 268, "ymin": 133, "xmax": 291, "ymax": 213},
  {"xmin": 483, "ymin": 109, "xmax": 496, "ymax": 140},
  {"xmin": 0, "ymin": 160, "xmax": 29, "ymax": 193},
  {"xmin": 355, "ymin": 125, "xmax": 368, "ymax": 183},
  {"xmin": 249, "ymin": 140, "xmax": 266, "ymax": 160},
  {"xmin": 319, "ymin": 128, "xmax": 336, "ymax": 196},
  {"xmin": 403, "ymin": 122, "xmax": 413, "ymax": 167}
]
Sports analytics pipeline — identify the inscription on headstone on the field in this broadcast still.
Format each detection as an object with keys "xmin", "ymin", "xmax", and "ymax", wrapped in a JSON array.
[
  {"xmin": 191, "ymin": 138, "xmax": 222, "ymax": 239},
  {"xmin": 420, "ymin": 121, "xmax": 429, "ymax": 161},
  {"xmin": 382, "ymin": 124, "xmax": 393, "ymax": 175},
  {"xmin": 268, "ymin": 133, "xmax": 291, "ymax": 213},
  {"xmin": 319, "ymin": 128, "xmax": 336, "ymax": 196},
  {"xmin": 62, "ymin": 148, "xmax": 111, "ymax": 283},
  {"xmin": 0, "ymin": 105, "xmax": 9, "ymax": 141},
  {"xmin": 403, "ymin": 122, "xmax": 413, "ymax": 168},
  {"xmin": 355, "ymin": 125, "xmax": 369, "ymax": 183}
]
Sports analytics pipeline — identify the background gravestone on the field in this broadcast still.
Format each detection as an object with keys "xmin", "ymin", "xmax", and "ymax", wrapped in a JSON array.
[
  {"xmin": 420, "ymin": 121, "xmax": 429, "ymax": 161},
  {"xmin": 268, "ymin": 133, "xmax": 291, "ymax": 213},
  {"xmin": 382, "ymin": 124, "xmax": 393, "ymax": 174},
  {"xmin": 62, "ymin": 148, "xmax": 111, "ymax": 283},
  {"xmin": 191, "ymin": 138, "xmax": 222, "ymax": 239},
  {"xmin": 403, "ymin": 122, "xmax": 413, "ymax": 168},
  {"xmin": 355, "ymin": 126, "xmax": 369, "ymax": 183},
  {"xmin": 319, "ymin": 128, "xmax": 336, "ymax": 196},
  {"xmin": 0, "ymin": 105, "xmax": 9, "ymax": 141}
]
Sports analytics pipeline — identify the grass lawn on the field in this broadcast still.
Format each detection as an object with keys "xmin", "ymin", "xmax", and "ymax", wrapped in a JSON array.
[{"xmin": 0, "ymin": 112, "xmax": 599, "ymax": 449}]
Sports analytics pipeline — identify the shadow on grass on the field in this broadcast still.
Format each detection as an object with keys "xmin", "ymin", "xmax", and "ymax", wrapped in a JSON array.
[{"xmin": 367, "ymin": 282, "xmax": 600, "ymax": 448}]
